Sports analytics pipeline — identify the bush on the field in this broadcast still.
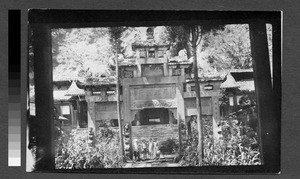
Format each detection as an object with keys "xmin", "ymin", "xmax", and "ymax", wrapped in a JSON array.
[
  {"xmin": 158, "ymin": 138, "xmax": 178, "ymax": 154},
  {"xmin": 55, "ymin": 127, "xmax": 124, "ymax": 169},
  {"xmin": 179, "ymin": 116, "xmax": 261, "ymax": 166}
]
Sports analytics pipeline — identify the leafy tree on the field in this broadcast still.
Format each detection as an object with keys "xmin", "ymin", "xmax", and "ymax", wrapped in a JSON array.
[
  {"xmin": 184, "ymin": 24, "xmax": 224, "ymax": 166},
  {"xmin": 108, "ymin": 26, "xmax": 127, "ymax": 162},
  {"xmin": 201, "ymin": 24, "xmax": 252, "ymax": 71},
  {"xmin": 165, "ymin": 24, "xmax": 254, "ymax": 72},
  {"xmin": 52, "ymin": 28, "xmax": 113, "ymax": 81},
  {"xmin": 165, "ymin": 26, "xmax": 192, "ymax": 58},
  {"xmin": 118, "ymin": 27, "xmax": 141, "ymax": 58},
  {"xmin": 48, "ymin": 24, "xmax": 258, "ymax": 83},
  {"xmin": 51, "ymin": 28, "xmax": 71, "ymax": 68},
  {"xmin": 108, "ymin": 27, "xmax": 126, "ymax": 53}
]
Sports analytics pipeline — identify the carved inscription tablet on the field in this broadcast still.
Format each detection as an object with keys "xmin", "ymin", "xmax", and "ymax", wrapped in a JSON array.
[
  {"xmin": 131, "ymin": 86, "xmax": 175, "ymax": 101},
  {"xmin": 130, "ymin": 85, "xmax": 176, "ymax": 109}
]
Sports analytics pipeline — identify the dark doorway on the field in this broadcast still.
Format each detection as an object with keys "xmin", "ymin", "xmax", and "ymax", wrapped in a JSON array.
[{"xmin": 78, "ymin": 101, "xmax": 88, "ymax": 128}]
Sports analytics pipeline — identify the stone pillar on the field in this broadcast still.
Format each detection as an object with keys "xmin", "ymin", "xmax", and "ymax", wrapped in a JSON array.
[
  {"xmin": 135, "ymin": 111, "xmax": 141, "ymax": 126},
  {"xmin": 181, "ymin": 68, "xmax": 185, "ymax": 77},
  {"xmin": 186, "ymin": 116, "xmax": 191, "ymax": 137},
  {"xmin": 233, "ymin": 91, "xmax": 238, "ymax": 112},
  {"xmin": 100, "ymin": 87, "xmax": 106, "ymax": 97},
  {"xmin": 70, "ymin": 104, "xmax": 75, "ymax": 128},
  {"xmin": 123, "ymin": 85, "xmax": 131, "ymax": 124},
  {"xmin": 212, "ymin": 96, "xmax": 221, "ymax": 140},
  {"xmin": 87, "ymin": 102, "xmax": 96, "ymax": 132},
  {"xmin": 176, "ymin": 83, "xmax": 185, "ymax": 120},
  {"xmin": 73, "ymin": 110, "xmax": 78, "ymax": 128},
  {"xmin": 123, "ymin": 121, "xmax": 132, "ymax": 159},
  {"xmin": 168, "ymin": 68, "xmax": 173, "ymax": 77},
  {"xmin": 76, "ymin": 99, "xmax": 80, "ymax": 128},
  {"xmin": 133, "ymin": 69, "xmax": 138, "ymax": 78},
  {"xmin": 136, "ymin": 60, "xmax": 142, "ymax": 77},
  {"xmin": 168, "ymin": 110, "xmax": 173, "ymax": 124},
  {"xmin": 163, "ymin": 61, "xmax": 169, "ymax": 77},
  {"xmin": 122, "ymin": 83, "xmax": 131, "ymax": 151},
  {"xmin": 85, "ymin": 89, "xmax": 96, "ymax": 131}
]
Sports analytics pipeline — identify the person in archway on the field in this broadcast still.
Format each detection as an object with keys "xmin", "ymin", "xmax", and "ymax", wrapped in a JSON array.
[
  {"xmin": 153, "ymin": 138, "xmax": 159, "ymax": 160},
  {"xmin": 149, "ymin": 138, "xmax": 154, "ymax": 160},
  {"xmin": 53, "ymin": 107, "xmax": 62, "ymax": 139},
  {"xmin": 132, "ymin": 139, "xmax": 140, "ymax": 161},
  {"xmin": 141, "ymin": 140, "xmax": 148, "ymax": 160}
]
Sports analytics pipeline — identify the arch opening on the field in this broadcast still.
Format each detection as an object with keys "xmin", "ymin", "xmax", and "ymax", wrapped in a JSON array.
[{"xmin": 131, "ymin": 108, "xmax": 177, "ymax": 126}]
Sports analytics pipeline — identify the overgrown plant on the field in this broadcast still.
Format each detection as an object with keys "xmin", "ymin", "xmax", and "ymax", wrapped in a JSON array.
[
  {"xmin": 158, "ymin": 138, "xmax": 179, "ymax": 155},
  {"xmin": 179, "ymin": 116, "xmax": 261, "ymax": 166},
  {"xmin": 55, "ymin": 127, "xmax": 124, "ymax": 169}
]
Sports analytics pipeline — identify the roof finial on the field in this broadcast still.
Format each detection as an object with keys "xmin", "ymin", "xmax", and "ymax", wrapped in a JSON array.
[{"xmin": 146, "ymin": 27, "xmax": 154, "ymax": 40}]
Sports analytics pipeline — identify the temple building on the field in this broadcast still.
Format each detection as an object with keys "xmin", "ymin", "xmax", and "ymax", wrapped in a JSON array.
[{"xmin": 220, "ymin": 69, "xmax": 257, "ymax": 130}]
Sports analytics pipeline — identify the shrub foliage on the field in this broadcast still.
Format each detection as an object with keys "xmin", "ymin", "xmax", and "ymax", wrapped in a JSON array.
[
  {"xmin": 179, "ymin": 116, "xmax": 261, "ymax": 166},
  {"xmin": 55, "ymin": 127, "xmax": 123, "ymax": 169},
  {"xmin": 158, "ymin": 138, "xmax": 179, "ymax": 155}
]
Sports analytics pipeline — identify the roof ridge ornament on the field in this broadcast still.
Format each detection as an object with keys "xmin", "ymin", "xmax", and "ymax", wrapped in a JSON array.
[
  {"xmin": 220, "ymin": 72, "xmax": 240, "ymax": 89},
  {"xmin": 65, "ymin": 80, "xmax": 85, "ymax": 96},
  {"xmin": 146, "ymin": 27, "xmax": 154, "ymax": 40}
]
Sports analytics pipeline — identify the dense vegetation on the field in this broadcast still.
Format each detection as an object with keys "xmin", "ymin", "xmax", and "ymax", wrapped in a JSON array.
[
  {"xmin": 47, "ymin": 24, "xmax": 267, "ymax": 82},
  {"xmin": 55, "ymin": 127, "xmax": 123, "ymax": 169},
  {"xmin": 179, "ymin": 114, "xmax": 261, "ymax": 166}
]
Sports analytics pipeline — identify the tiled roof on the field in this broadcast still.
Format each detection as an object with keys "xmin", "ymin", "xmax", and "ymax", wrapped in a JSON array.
[
  {"xmin": 30, "ymin": 90, "xmax": 72, "ymax": 102},
  {"xmin": 53, "ymin": 71, "xmax": 85, "ymax": 82},
  {"xmin": 229, "ymin": 69, "xmax": 253, "ymax": 73},
  {"xmin": 65, "ymin": 81, "xmax": 85, "ymax": 96},
  {"xmin": 186, "ymin": 72, "xmax": 225, "ymax": 82},
  {"xmin": 220, "ymin": 73, "xmax": 240, "ymax": 89},
  {"xmin": 81, "ymin": 76, "xmax": 117, "ymax": 86},
  {"xmin": 119, "ymin": 59, "xmax": 137, "ymax": 66},
  {"xmin": 169, "ymin": 55, "xmax": 193, "ymax": 65},
  {"xmin": 29, "ymin": 86, "xmax": 72, "ymax": 103},
  {"xmin": 53, "ymin": 90, "xmax": 72, "ymax": 102},
  {"xmin": 198, "ymin": 71, "xmax": 227, "ymax": 81},
  {"xmin": 220, "ymin": 69, "xmax": 255, "ymax": 91},
  {"xmin": 132, "ymin": 39, "xmax": 169, "ymax": 50},
  {"xmin": 236, "ymin": 80, "xmax": 255, "ymax": 91}
]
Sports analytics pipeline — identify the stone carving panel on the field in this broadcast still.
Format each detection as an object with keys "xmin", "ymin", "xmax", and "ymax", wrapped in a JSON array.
[
  {"xmin": 141, "ymin": 64, "xmax": 164, "ymax": 77},
  {"xmin": 130, "ymin": 85, "xmax": 177, "ymax": 110},
  {"xmin": 131, "ymin": 99, "xmax": 176, "ymax": 109},
  {"xmin": 88, "ymin": 95, "xmax": 117, "ymax": 102},
  {"xmin": 131, "ymin": 86, "xmax": 175, "ymax": 101}
]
